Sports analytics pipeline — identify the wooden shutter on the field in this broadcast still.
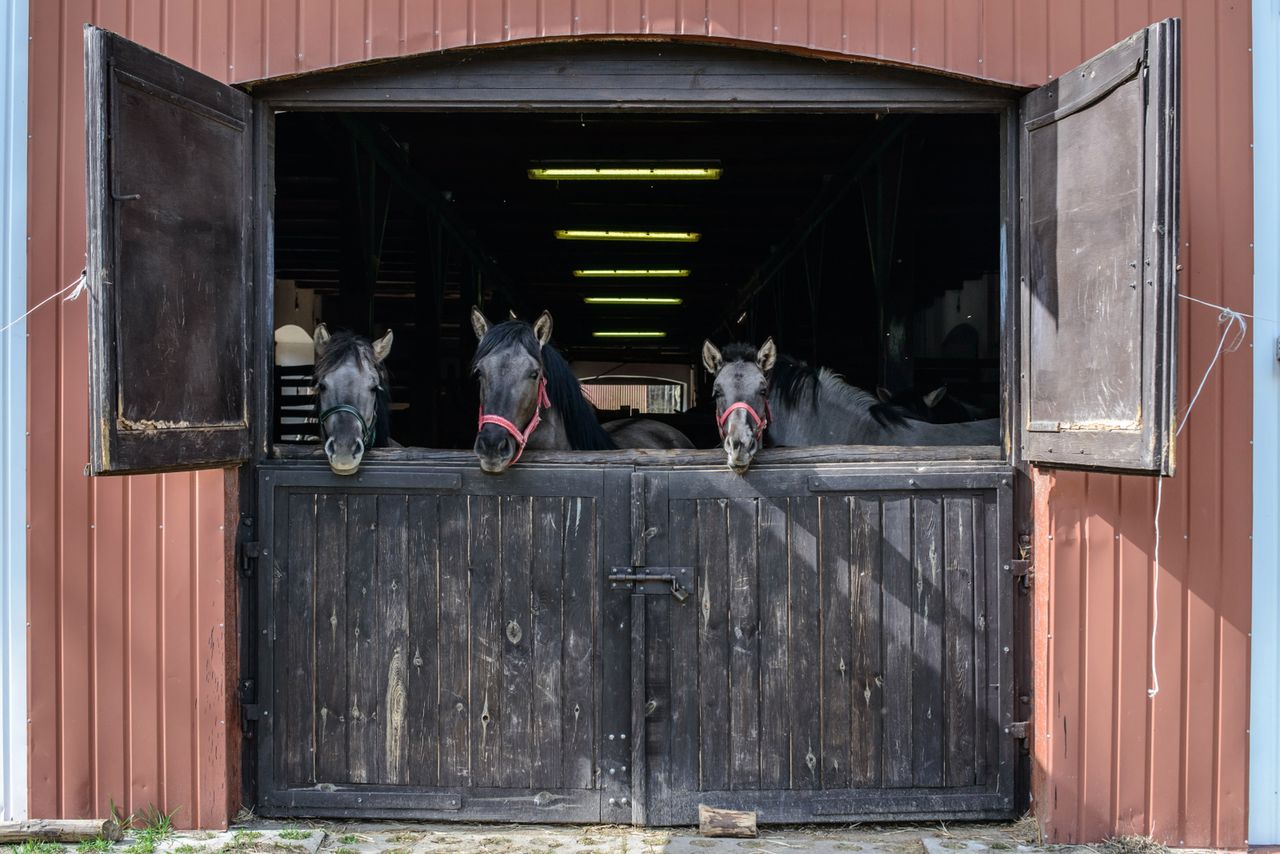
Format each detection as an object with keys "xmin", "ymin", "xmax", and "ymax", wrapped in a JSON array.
[
  {"xmin": 85, "ymin": 26, "xmax": 254, "ymax": 474},
  {"xmin": 1019, "ymin": 18, "xmax": 1180, "ymax": 475}
]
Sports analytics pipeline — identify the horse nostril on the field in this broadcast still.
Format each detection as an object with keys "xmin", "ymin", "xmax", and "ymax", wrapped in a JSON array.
[
  {"xmin": 353, "ymin": 439, "xmax": 364, "ymax": 458},
  {"xmin": 324, "ymin": 437, "xmax": 336, "ymax": 458}
]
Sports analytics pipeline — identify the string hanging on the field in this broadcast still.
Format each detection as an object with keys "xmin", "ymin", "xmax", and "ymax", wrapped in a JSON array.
[{"xmin": 0, "ymin": 270, "xmax": 89, "ymax": 337}]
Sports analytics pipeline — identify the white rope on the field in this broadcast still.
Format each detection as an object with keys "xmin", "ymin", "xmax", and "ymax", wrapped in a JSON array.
[
  {"xmin": 1149, "ymin": 294, "xmax": 1249, "ymax": 700},
  {"xmin": 0, "ymin": 271, "xmax": 88, "ymax": 336}
]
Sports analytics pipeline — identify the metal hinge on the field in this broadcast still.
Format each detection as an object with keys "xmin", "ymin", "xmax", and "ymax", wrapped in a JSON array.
[
  {"xmin": 1009, "ymin": 559, "xmax": 1033, "ymax": 588},
  {"xmin": 1006, "ymin": 720, "xmax": 1030, "ymax": 740},
  {"xmin": 239, "ymin": 678, "xmax": 261, "ymax": 737},
  {"xmin": 239, "ymin": 540, "xmax": 260, "ymax": 578}
]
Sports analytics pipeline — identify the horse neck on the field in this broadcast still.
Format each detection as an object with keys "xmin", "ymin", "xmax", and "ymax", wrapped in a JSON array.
[
  {"xmin": 768, "ymin": 369, "xmax": 893, "ymax": 445},
  {"xmin": 524, "ymin": 403, "xmax": 571, "ymax": 451}
]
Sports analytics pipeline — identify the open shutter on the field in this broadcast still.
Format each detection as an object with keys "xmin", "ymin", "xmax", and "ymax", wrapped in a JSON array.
[
  {"xmin": 85, "ymin": 25, "xmax": 254, "ymax": 474},
  {"xmin": 1019, "ymin": 18, "xmax": 1179, "ymax": 475}
]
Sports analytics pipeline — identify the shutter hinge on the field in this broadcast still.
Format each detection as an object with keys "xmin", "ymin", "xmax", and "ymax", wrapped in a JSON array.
[
  {"xmin": 1009, "ymin": 559, "xmax": 1033, "ymax": 588},
  {"xmin": 239, "ymin": 678, "xmax": 261, "ymax": 737},
  {"xmin": 239, "ymin": 540, "xmax": 260, "ymax": 578},
  {"xmin": 1006, "ymin": 720, "xmax": 1030, "ymax": 740}
]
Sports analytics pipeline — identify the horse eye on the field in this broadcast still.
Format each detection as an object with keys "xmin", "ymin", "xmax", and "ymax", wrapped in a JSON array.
[
  {"xmin": 528, "ymin": 370, "xmax": 539, "ymax": 380},
  {"xmin": 316, "ymin": 382, "xmax": 327, "ymax": 393}
]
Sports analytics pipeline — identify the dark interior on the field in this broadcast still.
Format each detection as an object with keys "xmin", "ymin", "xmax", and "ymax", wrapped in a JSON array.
[{"xmin": 271, "ymin": 110, "xmax": 1002, "ymax": 450}]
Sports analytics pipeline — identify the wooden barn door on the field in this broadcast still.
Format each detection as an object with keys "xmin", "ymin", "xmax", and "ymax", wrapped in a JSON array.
[
  {"xmin": 252, "ymin": 463, "xmax": 633, "ymax": 821},
  {"xmin": 627, "ymin": 465, "xmax": 1018, "ymax": 825}
]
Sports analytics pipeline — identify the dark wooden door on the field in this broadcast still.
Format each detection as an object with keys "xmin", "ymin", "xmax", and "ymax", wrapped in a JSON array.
[
  {"xmin": 1019, "ymin": 18, "xmax": 1180, "ymax": 475},
  {"xmin": 85, "ymin": 26, "xmax": 254, "ymax": 474},
  {"xmin": 629, "ymin": 464, "xmax": 1018, "ymax": 825},
  {"xmin": 253, "ymin": 462, "xmax": 633, "ymax": 821}
]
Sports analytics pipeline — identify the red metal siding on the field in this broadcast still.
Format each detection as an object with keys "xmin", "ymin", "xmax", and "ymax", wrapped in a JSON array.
[{"xmin": 28, "ymin": 1, "xmax": 1251, "ymax": 844}]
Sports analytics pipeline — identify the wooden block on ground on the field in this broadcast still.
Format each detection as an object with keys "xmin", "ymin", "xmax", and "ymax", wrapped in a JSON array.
[
  {"xmin": 0, "ymin": 819, "xmax": 122, "ymax": 843},
  {"xmin": 697, "ymin": 804, "xmax": 758, "ymax": 838}
]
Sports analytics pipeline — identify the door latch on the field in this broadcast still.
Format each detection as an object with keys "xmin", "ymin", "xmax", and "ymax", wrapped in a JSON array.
[{"xmin": 609, "ymin": 569, "xmax": 693, "ymax": 602}]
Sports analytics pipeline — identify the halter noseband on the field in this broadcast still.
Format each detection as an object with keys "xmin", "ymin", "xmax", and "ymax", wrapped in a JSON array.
[
  {"xmin": 477, "ymin": 376, "xmax": 550, "ymax": 466},
  {"xmin": 318, "ymin": 402, "xmax": 377, "ymax": 450},
  {"xmin": 717, "ymin": 399, "xmax": 771, "ymax": 442}
]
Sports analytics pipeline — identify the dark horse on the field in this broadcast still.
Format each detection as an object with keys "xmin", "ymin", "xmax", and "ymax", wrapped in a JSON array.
[
  {"xmin": 703, "ymin": 338, "xmax": 1000, "ymax": 472},
  {"xmin": 470, "ymin": 307, "xmax": 692, "ymax": 473},
  {"xmin": 313, "ymin": 324, "xmax": 395, "ymax": 474}
]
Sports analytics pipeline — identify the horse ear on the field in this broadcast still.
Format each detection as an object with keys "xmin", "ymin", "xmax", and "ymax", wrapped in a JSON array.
[
  {"xmin": 876, "ymin": 386, "xmax": 892, "ymax": 403},
  {"xmin": 470, "ymin": 306, "xmax": 491, "ymax": 341},
  {"xmin": 923, "ymin": 386, "xmax": 948, "ymax": 408},
  {"xmin": 756, "ymin": 337, "xmax": 778, "ymax": 372},
  {"xmin": 372, "ymin": 329, "xmax": 394, "ymax": 363},
  {"xmin": 533, "ymin": 311, "xmax": 553, "ymax": 347},
  {"xmin": 313, "ymin": 323, "xmax": 330, "ymax": 358},
  {"xmin": 701, "ymin": 340, "xmax": 723, "ymax": 375},
  {"xmin": 508, "ymin": 309, "xmax": 519, "ymax": 321}
]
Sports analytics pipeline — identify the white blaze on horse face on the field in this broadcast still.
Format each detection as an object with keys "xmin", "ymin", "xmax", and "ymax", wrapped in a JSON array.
[{"xmin": 715, "ymin": 360, "xmax": 768, "ymax": 472}]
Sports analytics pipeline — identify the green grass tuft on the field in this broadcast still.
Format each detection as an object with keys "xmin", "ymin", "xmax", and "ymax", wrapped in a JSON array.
[
  {"xmin": 77, "ymin": 839, "xmax": 113, "ymax": 853},
  {"xmin": 275, "ymin": 832, "xmax": 309, "ymax": 842}
]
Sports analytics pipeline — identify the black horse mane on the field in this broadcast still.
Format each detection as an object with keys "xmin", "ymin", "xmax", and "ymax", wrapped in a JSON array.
[
  {"xmin": 473, "ymin": 320, "xmax": 617, "ymax": 451},
  {"xmin": 721, "ymin": 343, "xmax": 905, "ymax": 428},
  {"xmin": 313, "ymin": 329, "xmax": 393, "ymax": 447}
]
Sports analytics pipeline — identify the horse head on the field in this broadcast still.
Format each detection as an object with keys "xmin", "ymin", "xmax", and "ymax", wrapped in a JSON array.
[
  {"xmin": 313, "ymin": 324, "xmax": 393, "ymax": 475},
  {"xmin": 470, "ymin": 306, "xmax": 553, "ymax": 473},
  {"xmin": 702, "ymin": 337, "xmax": 777, "ymax": 473}
]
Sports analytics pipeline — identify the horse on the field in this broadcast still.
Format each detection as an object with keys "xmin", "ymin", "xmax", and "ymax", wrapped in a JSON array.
[
  {"xmin": 312, "ymin": 324, "xmax": 395, "ymax": 475},
  {"xmin": 702, "ymin": 338, "xmax": 1000, "ymax": 472},
  {"xmin": 470, "ymin": 307, "xmax": 693, "ymax": 473},
  {"xmin": 875, "ymin": 384, "xmax": 993, "ymax": 423}
]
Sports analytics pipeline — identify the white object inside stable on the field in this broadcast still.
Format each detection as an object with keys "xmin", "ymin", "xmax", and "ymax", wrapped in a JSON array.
[{"xmin": 275, "ymin": 324, "xmax": 318, "ymax": 443}]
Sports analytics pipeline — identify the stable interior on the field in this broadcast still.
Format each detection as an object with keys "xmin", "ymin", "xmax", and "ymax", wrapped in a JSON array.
[{"xmin": 270, "ymin": 111, "xmax": 1002, "ymax": 451}]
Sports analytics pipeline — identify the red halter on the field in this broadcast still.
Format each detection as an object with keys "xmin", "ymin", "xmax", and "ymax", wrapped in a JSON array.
[
  {"xmin": 717, "ymin": 400, "xmax": 771, "ymax": 441},
  {"xmin": 477, "ymin": 376, "xmax": 550, "ymax": 466}
]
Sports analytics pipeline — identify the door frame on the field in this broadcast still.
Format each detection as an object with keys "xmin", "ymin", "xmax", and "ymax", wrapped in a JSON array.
[{"xmin": 233, "ymin": 40, "xmax": 1032, "ymax": 813}]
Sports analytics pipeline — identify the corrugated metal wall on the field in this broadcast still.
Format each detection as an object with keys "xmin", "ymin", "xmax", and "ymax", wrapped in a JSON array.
[
  {"xmin": 0, "ymin": 0, "xmax": 25, "ymax": 823},
  {"xmin": 1252, "ymin": 1, "xmax": 1280, "ymax": 844},
  {"xmin": 28, "ymin": 1, "xmax": 1252, "ymax": 844}
]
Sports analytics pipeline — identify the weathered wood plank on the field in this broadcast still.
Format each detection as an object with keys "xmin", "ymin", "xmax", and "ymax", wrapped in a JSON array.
[
  {"xmin": 881, "ymin": 496, "xmax": 914, "ymax": 787},
  {"xmin": 978, "ymin": 492, "xmax": 1000, "ymax": 787},
  {"xmin": 313, "ymin": 493, "xmax": 349, "ymax": 782},
  {"xmin": 667, "ymin": 497, "xmax": 700, "ymax": 797},
  {"xmin": 282, "ymin": 493, "xmax": 316, "ymax": 787},
  {"xmin": 0, "ymin": 820, "xmax": 123, "ymax": 843},
  {"xmin": 499, "ymin": 495, "xmax": 534, "ymax": 789},
  {"xmin": 642, "ymin": 475, "xmax": 674, "ymax": 802},
  {"xmin": 345, "ymin": 493, "xmax": 380, "ymax": 784},
  {"xmin": 944, "ymin": 496, "xmax": 977, "ymax": 787},
  {"xmin": 758, "ymin": 498, "xmax": 791, "ymax": 790},
  {"xmin": 437, "ymin": 495, "xmax": 470, "ymax": 787},
  {"xmin": 530, "ymin": 497, "xmax": 565, "ymax": 791},
  {"xmin": 376, "ymin": 494, "xmax": 410, "ymax": 784},
  {"xmin": 469, "ymin": 494, "xmax": 503, "ymax": 788},
  {"xmin": 788, "ymin": 496, "xmax": 822, "ymax": 790},
  {"xmin": 819, "ymin": 495, "xmax": 852, "ymax": 790},
  {"xmin": 727, "ymin": 498, "xmax": 761, "ymax": 790},
  {"xmin": 698, "ymin": 804, "xmax": 758, "ymax": 838},
  {"xmin": 560, "ymin": 496, "xmax": 596, "ymax": 790},
  {"xmin": 406, "ymin": 495, "xmax": 440, "ymax": 787},
  {"xmin": 697, "ymin": 498, "xmax": 731, "ymax": 792},
  {"xmin": 912, "ymin": 495, "xmax": 945, "ymax": 787},
  {"xmin": 849, "ymin": 496, "xmax": 884, "ymax": 787}
]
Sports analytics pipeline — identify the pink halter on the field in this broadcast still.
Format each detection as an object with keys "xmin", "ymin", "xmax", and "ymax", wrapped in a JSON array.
[
  {"xmin": 717, "ymin": 400, "xmax": 771, "ymax": 441},
  {"xmin": 477, "ymin": 376, "xmax": 550, "ymax": 465}
]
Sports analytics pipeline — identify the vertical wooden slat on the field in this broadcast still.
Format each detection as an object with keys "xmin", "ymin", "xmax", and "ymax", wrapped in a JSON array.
[
  {"xmin": 406, "ymin": 495, "xmax": 440, "ymax": 787},
  {"xmin": 697, "ymin": 499, "xmax": 730, "ymax": 791},
  {"xmin": 849, "ymin": 496, "xmax": 882, "ymax": 787},
  {"xmin": 468, "ymin": 494, "xmax": 502, "ymax": 788},
  {"xmin": 943, "ymin": 495, "xmax": 975, "ymax": 787},
  {"xmin": 282, "ymin": 494, "xmax": 316, "ymax": 786},
  {"xmin": 911, "ymin": 496, "xmax": 944, "ymax": 787},
  {"xmin": 376, "ymin": 495, "xmax": 410, "ymax": 784},
  {"xmin": 727, "ymin": 499, "xmax": 760, "ymax": 790},
  {"xmin": 560, "ymin": 497, "xmax": 596, "ymax": 789},
  {"xmin": 788, "ymin": 496, "xmax": 821, "ymax": 789},
  {"xmin": 530, "ymin": 497, "xmax": 565, "ymax": 790},
  {"xmin": 314, "ymin": 493, "xmax": 349, "ymax": 782},
  {"xmin": 667, "ymin": 498, "xmax": 700, "ymax": 795},
  {"xmin": 758, "ymin": 498, "xmax": 791, "ymax": 789},
  {"xmin": 819, "ymin": 496, "xmax": 852, "ymax": 789},
  {"xmin": 881, "ymin": 495, "xmax": 912, "ymax": 787},
  {"xmin": 973, "ymin": 494, "xmax": 994, "ymax": 789},
  {"xmin": 642, "ymin": 476, "xmax": 674, "ymax": 796},
  {"xmin": 345, "ymin": 493, "xmax": 380, "ymax": 783},
  {"xmin": 498, "ymin": 495, "xmax": 533, "ymax": 789},
  {"xmin": 437, "ymin": 495, "xmax": 470, "ymax": 787}
]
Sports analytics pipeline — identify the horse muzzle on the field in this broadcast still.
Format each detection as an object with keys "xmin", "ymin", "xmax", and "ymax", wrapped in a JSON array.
[
  {"xmin": 723, "ymin": 436, "xmax": 758, "ymax": 474},
  {"xmin": 324, "ymin": 436, "xmax": 365, "ymax": 475},
  {"xmin": 474, "ymin": 428, "xmax": 517, "ymax": 474}
]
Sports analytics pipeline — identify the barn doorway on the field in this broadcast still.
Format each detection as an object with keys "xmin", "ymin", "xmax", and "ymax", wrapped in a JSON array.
[{"xmin": 269, "ymin": 110, "xmax": 1003, "ymax": 451}]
